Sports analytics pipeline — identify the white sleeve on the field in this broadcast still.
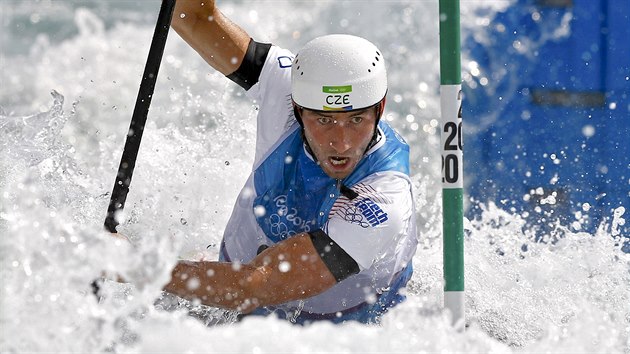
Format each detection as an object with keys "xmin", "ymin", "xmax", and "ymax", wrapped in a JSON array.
[
  {"xmin": 324, "ymin": 172, "xmax": 415, "ymax": 270},
  {"xmin": 245, "ymin": 45, "xmax": 296, "ymax": 166}
]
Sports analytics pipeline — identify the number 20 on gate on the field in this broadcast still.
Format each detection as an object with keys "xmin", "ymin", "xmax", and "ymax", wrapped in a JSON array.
[{"xmin": 441, "ymin": 87, "xmax": 463, "ymax": 188}]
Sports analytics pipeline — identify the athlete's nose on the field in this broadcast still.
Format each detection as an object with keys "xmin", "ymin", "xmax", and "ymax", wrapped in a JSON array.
[{"xmin": 328, "ymin": 124, "xmax": 352, "ymax": 154}]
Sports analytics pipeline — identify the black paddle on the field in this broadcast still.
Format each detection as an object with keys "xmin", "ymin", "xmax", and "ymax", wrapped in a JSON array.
[{"xmin": 104, "ymin": 0, "xmax": 176, "ymax": 233}]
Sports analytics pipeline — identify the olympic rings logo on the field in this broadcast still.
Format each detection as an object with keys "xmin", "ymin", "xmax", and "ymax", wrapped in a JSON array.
[
  {"xmin": 341, "ymin": 206, "xmax": 370, "ymax": 228},
  {"xmin": 266, "ymin": 195, "xmax": 314, "ymax": 238},
  {"xmin": 269, "ymin": 214, "xmax": 293, "ymax": 238}
]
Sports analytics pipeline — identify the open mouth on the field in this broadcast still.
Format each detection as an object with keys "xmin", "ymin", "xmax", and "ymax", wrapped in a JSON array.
[{"xmin": 329, "ymin": 156, "xmax": 349, "ymax": 166}]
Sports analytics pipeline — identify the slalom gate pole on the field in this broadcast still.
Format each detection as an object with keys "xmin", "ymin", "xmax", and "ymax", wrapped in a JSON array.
[
  {"xmin": 104, "ymin": 0, "xmax": 176, "ymax": 233},
  {"xmin": 439, "ymin": 0, "xmax": 465, "ymax": 327}
]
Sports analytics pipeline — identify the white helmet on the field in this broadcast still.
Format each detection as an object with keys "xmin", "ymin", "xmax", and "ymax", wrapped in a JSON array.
[{"xmin": 291, "ymin": 34, "xmax": 387, "ymax": 111}]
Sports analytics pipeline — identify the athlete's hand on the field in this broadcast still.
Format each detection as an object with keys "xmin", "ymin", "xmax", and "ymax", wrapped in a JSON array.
[{"xmin": 92, "ymin": 232, "xmax": 131, "ymax": 299}]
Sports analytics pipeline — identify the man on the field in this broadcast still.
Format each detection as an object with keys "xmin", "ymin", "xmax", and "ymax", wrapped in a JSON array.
[{"xmin": 161, "ymin": 0, "xmax": 418, "ymax": 324}]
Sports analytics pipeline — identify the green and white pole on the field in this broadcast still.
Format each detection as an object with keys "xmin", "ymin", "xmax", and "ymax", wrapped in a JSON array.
[{"xmin": 439, "ymin": 0, "xmax": 465, "ymax": 327}]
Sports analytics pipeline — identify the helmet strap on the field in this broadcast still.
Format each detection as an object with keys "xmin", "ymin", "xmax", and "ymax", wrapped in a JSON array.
[
  {"xmin": 293, "ymin": 104, "xmax": 304, "ymax": 128},
  {"xmin": 293, "ymin": 104, "xmax": 318, "ymax": 159},
  {"xmin": 363, "ymin": 97, "xmax": 387, "ymax": 154}
]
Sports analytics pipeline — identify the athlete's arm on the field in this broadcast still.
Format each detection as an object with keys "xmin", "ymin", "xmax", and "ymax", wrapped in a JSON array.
[
  {"xmin": 163, "ymin": 233, "xmax": 338, "ymax": 313},
  {"xmin": 172, "ymin": 0, "xmax": 250, "ymax": 75}
]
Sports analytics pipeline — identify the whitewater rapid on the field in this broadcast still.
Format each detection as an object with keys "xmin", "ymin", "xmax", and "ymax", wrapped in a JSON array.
[{"xmin": 1, "ymin": 1, "xmax": 628, "ymax": 352}]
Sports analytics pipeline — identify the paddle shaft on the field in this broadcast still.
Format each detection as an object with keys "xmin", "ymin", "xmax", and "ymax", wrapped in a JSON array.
[{"xmin": 104, "ymin": 0, "xmax": 176, "ymax": 233}]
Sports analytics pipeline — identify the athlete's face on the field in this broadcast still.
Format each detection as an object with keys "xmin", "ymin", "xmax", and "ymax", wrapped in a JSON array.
[{"xmin": 301, "ymin": 107, "xmax": 378, "ymax": 179}]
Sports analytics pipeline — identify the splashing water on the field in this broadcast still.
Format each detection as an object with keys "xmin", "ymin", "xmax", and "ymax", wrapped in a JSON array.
[{"xmin": 1, "ymin": 1, "xmax": 628, "ymax": 352}]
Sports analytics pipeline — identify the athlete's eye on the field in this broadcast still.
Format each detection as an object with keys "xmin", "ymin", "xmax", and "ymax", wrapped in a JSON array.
[
  {"xmin": 318, "ymin": 116, "xmax": 333, "ymax": 124},
  {"xmin": 350, "ymin": 116, "xmax": 363, "ymax": 124}
]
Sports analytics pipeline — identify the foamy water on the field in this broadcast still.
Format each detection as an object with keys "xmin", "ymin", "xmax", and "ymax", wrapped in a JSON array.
[{"xmin": 1, "ymin": 1, "xmax": 628, "ymax": 352}]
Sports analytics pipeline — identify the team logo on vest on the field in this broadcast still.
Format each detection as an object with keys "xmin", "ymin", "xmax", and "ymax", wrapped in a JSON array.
[
  {"xmin": 354, "ymin": 197, "xmax": 388, "ymax": 227},
  {"xmin": 322, "ymin": 85, "xmax": 353, "ymax": 111}
]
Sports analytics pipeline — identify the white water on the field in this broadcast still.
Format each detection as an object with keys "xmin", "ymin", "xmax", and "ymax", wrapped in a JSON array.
[{"xmin": 1, "ymin": 1, "xmax": 628, "ymax": 352}]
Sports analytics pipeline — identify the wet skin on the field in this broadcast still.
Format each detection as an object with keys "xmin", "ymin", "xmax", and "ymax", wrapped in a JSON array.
[{"xmin": 300, "ymin": 107, "xmax": 378, "ymax": 179}]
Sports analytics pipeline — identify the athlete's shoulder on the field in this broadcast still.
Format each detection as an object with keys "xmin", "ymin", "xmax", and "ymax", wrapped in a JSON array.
[
  {"xmin": 354, "ymin": 172, "xmax": 412, "ymax": 202},
  {"xmin": 268, "ymin": 45, "xmax": 295, "ymax": 69},
  {"xmin": 261, "ymin": 45, "xmax": 295, "ymax": 74},
  {"xmin": 379, "ymin": 121, "xmax": 409, "ymax": 148}
]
